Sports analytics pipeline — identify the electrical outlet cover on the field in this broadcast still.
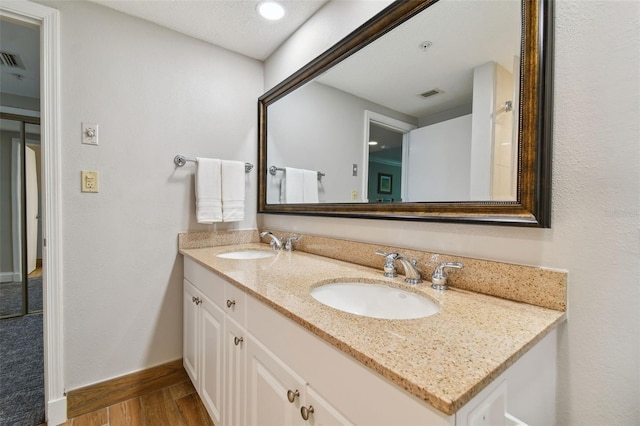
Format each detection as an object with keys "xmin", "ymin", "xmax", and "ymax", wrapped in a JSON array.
[{"xmin": 81, "ymin": 170, "xmax": 99, "ymax": 193}]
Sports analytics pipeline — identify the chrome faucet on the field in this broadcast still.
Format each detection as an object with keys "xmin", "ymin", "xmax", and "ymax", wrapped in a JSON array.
[
  {"xmin": 260, "ymin": 231, "xmax": 284, "ymax": 250},
  {"xmin": 375, "ymin": 250, "xmax": 422, "ymax": 284},
  {"xmin": 431, "ymin": 262, "xmax": 464, "ymax": 290}
]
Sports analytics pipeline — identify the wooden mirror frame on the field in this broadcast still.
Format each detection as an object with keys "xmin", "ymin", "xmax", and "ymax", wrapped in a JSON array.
[{"xmin": 258, "ymin": 0, "xmax": 554, "ymax": 227}]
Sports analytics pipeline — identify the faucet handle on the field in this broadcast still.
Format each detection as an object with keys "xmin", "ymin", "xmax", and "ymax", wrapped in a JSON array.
[
  {"xmin": 285, "ymin": 235, "xmax": 301, "ymax": 251},
  {"xmin": 374, "ymin": 250, "xmax": 399, "ymax": 277},
  {"xmin": 431, "ymin": 262, "xmax": 464, "ymax": 290}
]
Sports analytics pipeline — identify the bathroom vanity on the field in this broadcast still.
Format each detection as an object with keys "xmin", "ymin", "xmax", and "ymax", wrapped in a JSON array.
[{"xmin": 180, "ymin": 242, "xmax": 564, "ymax": 426}]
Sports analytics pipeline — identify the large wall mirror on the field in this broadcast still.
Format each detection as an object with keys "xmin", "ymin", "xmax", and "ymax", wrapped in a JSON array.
[{"xmin": 258, "ymin": 0, "xmax": 553, "ymax": 227}]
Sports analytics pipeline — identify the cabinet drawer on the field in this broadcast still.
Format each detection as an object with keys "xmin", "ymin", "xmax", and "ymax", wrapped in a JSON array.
[
  {"xmin": 184, "ymin": 258, "xmax": 225, "ymax": 307},
  {"xmin": 223, "ymin": 280, "xmax": 247, "ymax": 327},
  {"xmin": 247, "ymin": 294, "xmax": 449, "ymax": 425}
]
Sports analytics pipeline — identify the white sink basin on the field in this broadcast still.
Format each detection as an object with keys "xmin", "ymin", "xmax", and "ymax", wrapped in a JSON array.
[
  {"xmin": 310, "ymin": 282, "xmax": 439, "ymax": 320},
  {"xmin": 216, "ymin": 250, "xmax": 276, "ymax": 260}
]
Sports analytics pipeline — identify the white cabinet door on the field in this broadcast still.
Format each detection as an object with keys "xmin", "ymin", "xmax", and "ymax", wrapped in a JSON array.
[
  {"xmin": 200, "ymin": 295, "xmax": 225, "ymax": 426},
  {"xmin": 224, "ymin": 316, "xmax": 247, "ymax": 426},
  {"xmin": 246, "ymin": 335, "xmax": 306, "ymax": 426},
  {"xmin": 303, "ymin": 386, "xmax": 354, "ymax": 426},
  {"xmin": 183, "ymin": 280, "xmax": 200, "ymax": 389}
]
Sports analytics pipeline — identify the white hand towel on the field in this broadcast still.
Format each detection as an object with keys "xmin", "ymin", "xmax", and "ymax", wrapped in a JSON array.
[
  {"xmin": 221, "ymin": 160, "xmax": 245, "ymax": 222},
  {"xmin": 302, "ymin": 169, "xmax": 319, "ymax": 203},
  {"xmin": 196, "ymin": 158, "xmax": 222, "ymax": 223},
  {"xmin": 284, "ymin": 167, "xmax": 304, "ymax": 203}
]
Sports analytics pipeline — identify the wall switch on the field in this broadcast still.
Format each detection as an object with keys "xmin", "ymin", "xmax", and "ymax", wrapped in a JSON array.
[
  {"xmin": 81, "ymin": 170, "xmax": 99, "ymax": 193},
  {"xmin": 352, "ymin": 163, "xmax": 358, "ymax": 176},
  {"xmin": 82, "ymin": 122, "xmax": 99, "ymax": 145}
]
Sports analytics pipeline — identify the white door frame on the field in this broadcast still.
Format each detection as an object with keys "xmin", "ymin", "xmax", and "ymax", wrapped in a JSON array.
[
  {"xmin": 1, "ymin": 1, "xmax": 65, "ymax": 424},
  {"xmin": 362, "ymin": 110, "xmax": 416, "ymax": 202}
]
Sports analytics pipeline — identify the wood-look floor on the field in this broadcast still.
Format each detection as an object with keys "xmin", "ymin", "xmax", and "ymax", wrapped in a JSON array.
[
  {"xmin": 51, "ymin": 380, "xmax": 213, "ymax": 426},
  {"xmin": 29, "ymin": 260, "xmax": 42, "ymax": 278}
]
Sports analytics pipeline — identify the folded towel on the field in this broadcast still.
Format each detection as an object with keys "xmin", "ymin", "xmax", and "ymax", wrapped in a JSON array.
[
  {"xmin": 196, "ymin": 158, "xmax": 222, "ymax": 223},
  {"xmin": 221, "ymin": 160, "xmax": 245, "ymax": 222},
  {"xmin": 284, "ymin": 167, "xmax": 318, "ymax": 203}
]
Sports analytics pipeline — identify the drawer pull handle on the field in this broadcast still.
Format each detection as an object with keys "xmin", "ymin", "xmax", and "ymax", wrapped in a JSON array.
[
  {"xmin": 192, "ymin": 297, "xmax": 202, "ymax": 305},
  {"xmin": 226, "ymin": 299, "xmax": 236, "ymax": 308},
  {"xmin": 287, "ymin": 389, "xmax": 299, "ymax": 403},
  {"xmin": 192, "ymin": 296, "xmax": 196, "ymax": 303},
  {"xmin": 300, "ymin": 405, "xmax": 314, "ymax": 421},
  {"xmin": 233, "ymin": 336, "xmax": 243, "ymax": 346}
]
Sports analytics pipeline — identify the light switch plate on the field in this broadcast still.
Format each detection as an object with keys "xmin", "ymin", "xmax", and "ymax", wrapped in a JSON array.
[
  {"xmin": 81, "ymin": 170, "xmax": 99, "ymax": 193},
  {"xmin": 82, "ymin": 122, "xmax": 99, "ymax": 145}
]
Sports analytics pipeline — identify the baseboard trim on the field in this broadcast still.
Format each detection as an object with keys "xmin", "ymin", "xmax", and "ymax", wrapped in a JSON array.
[
  {"xmin": 66, "ymin": 359, "xmax": 189, "ymax": 419},
  {"xmin": 0, "ymin": 272, "xmax": 21, "ymax": 283},
  {"xmin": 46, "ymin": 395, "xmax": 67, "ymax": 426}
]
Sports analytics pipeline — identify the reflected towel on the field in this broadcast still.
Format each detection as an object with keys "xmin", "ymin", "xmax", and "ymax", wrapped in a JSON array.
[
  {"xmin": 284, "ymin": 167, "xmax": 304, "ymax": 203},
  {"xmin": 302, "ymin": 169, "xmax": 319, "ymax": 203},
  {"xmin": 195, "ymin": 158, "xmax": 222, "ymax": 223},
  {"xmin": 221, "ymin": 160, "xmax": 245, "ymax": 222},
  {"xmin": 284, "ymin": 167, "xmax": 318, "ymax": 203}
]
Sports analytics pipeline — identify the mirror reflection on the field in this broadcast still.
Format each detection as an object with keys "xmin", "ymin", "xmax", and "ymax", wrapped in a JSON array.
[{"xmin": 266, "ymin": 0, "xmax": 521, "ymax": 205}]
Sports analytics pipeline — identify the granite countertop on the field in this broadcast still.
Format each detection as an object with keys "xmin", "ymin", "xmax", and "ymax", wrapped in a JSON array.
[{"xmin": 180, "ymin": 243, "xmax": 565, "ymax": 416}]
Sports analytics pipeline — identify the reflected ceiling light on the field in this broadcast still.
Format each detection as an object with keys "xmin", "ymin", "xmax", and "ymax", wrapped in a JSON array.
[
  {"xmin": 257, "ymin": 1, "xmax": 285, "ymax": 20},
  {"xmin": 368, "ymin": 141, "xmax": 378, "ymax": 146}
]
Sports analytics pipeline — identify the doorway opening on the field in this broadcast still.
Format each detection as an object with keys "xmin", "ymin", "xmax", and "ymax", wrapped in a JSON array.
[{"xmin": 0, "ymin": 13, "xmax": 46, "ymax": 426}]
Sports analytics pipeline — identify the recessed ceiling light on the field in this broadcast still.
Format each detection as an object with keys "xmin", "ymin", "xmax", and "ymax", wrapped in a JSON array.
[
  {"xmin": 368, "ymin": 141, "xmax": 378, "ymax": 146},
  {"xmin": 257, "ymin": 1, "xmax": 285, "ymax": 21}
]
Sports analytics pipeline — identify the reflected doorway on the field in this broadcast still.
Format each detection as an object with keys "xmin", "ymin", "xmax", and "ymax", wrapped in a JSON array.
[{"xmin": 362, "ymin": 110, "xmax": 416, "ymax": 203}]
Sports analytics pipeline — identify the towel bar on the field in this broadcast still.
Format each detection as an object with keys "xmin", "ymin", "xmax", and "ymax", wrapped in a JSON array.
[
  {"xmin": 174, "ymin": 155, "xmax": 253, "ymax": 173},
  {"xmin": 269, "ymin": 165, "xmax": 324, "ymax": 180}
]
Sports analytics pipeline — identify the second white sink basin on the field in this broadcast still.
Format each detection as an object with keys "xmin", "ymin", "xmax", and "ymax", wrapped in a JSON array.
[
  {"xmin": 216, "ymin": 250, "xmax": 276, "ymax": 260},
  {"xmin": 310, "ymin": 282, "xmax": 439, "ymax": 320}
]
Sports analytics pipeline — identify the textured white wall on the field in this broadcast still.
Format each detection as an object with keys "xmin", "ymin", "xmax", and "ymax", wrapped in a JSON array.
[
  {"xmin": 262, "ymin": 0, "xmax": 640, "ymax": 424},
  {"xmin": 37, "ymin": 0, "xmax": 262, "ymax": 390}
]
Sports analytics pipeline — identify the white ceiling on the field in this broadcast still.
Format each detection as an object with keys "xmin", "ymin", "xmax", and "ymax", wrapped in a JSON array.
[
  {"xmin": 0, "ymin": 0, "xmax": 328, "ymax": 102},
  {"xmin": 88, "ymin": 0, "xmax": 328, "ymax": 61},
  {"xmin": 0, "ymin": 18, "xmax": 40, "ymax": 99}
]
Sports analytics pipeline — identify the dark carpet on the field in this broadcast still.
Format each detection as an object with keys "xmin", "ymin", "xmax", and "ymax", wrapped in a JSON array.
[
  {"xmin": 0, "ymin": 313, "xmax": 45, "ymax": 426},
  {"xmin": 0, "ymin": 277, "xmax": 43, "ymax": 317}
]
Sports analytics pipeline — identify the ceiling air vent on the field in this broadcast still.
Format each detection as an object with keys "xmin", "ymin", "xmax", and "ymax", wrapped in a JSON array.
[
  {"xmin": 0, "ymin": 51, "xmax": 26, "ymax": 69},
  {"xmin": 418, "ymin": 88, "xmax": 444, "ymax": 99}
]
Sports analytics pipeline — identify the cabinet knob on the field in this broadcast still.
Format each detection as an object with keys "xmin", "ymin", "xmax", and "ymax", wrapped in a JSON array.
[
  {"xmin": 226, "ymin": 299, "xmax": 236, "ymax": 308},
  {"xmin": 300, "ymin": 405, "xmax": 314, "ymax": 421},
  {"xmin": 286, "ymin": 389, "xmax": 299, "ymax": 403},
  {"xmin": 195, "ymin": 297, "xmax": 202, "ymax": 305},
  {"xmin": 192, "ymin": 296, "xmax": 196, "ymax": 303},
  {"xmin": 233, "ymin": 336, "xmax": 243, "ymax": 346}
]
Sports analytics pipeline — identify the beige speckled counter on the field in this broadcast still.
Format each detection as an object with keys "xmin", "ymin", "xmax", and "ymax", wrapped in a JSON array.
[{"xmin": 180, "ymin": 243, "xmax": 565, "ymax": 416}]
